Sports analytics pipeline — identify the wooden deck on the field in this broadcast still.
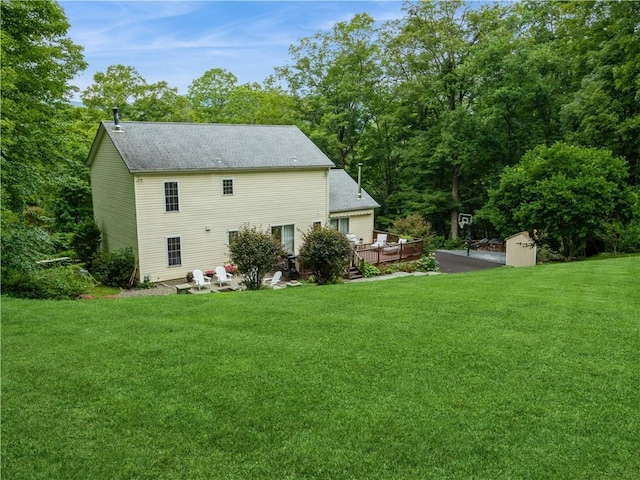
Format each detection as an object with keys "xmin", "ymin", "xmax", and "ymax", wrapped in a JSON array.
[{"xmin": 353, "ymin": 231, "xmax": 423, "ymax": 271}]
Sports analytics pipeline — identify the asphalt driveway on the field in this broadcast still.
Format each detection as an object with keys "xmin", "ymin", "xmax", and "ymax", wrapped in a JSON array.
[{"xmin": 435, "ymin": 250, "xmax": 505, "ymax": 274}]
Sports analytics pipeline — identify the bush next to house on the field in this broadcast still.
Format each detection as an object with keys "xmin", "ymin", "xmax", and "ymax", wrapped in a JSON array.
[
  {"xmin": 298, "ymin": 227, "xmax": 353, "ymax": 285},
  {"xmin": 362, "ymin": 262, "xmax": 381, "ymax": 278},
  {"xmin": 229, "ymin": 224, "xmax": 284, "ymax": 290},
  {"xmin": 92, "ymin": 247, "xmax": 136, "ymax": 288},
  {"xmin": 71, "ymin": 219, "xmax": 101, "ymax": 269}
]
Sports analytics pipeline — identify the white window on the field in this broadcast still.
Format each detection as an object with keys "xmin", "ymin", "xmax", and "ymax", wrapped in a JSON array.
[
  {"xmin": 228, "ymin": 229, "xmax": 238, "ymax": 245},
  {"xmin": 271, "ymin": 224, "xmax": 294, "ymax": 254},
  {"xmin": 222, "ymin": 179, "xmax": 234, "ymax": 195},
  {"xmin": 330, "ymin": 217, "xmax": 349, "ymax": 234},
  {"xmin": 167, "ymin": 236, "xmax": 182, "ymax": 266},
  {"xmin": 164, "ymin": 181, "xmax": 179, "ymax": 212}
]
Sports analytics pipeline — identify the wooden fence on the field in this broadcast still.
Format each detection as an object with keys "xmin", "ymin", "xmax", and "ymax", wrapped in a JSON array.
[{"xmin": 353, "ymin": 231, "xmax": 424, "ymax": 272}]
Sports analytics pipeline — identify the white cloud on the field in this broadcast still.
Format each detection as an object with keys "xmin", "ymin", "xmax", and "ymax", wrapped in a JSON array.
[{"xmin": 60, "ymin": 1, "xmax": 405, "ymax": 100}]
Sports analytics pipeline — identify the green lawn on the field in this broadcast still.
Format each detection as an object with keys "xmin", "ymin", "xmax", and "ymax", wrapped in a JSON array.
[{"xmin": 2, "ymin": 257, "xmax": 639, "ymax": 479}]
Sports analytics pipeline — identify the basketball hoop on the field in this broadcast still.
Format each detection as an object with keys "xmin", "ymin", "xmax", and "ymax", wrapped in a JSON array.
[{"xmin": 458, "ymin": 213, "xmax": 472, "ymax": 229}]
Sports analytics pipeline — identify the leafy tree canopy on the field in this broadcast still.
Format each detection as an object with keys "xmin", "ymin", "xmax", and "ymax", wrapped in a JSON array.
[
  {"xmin": 481, "ymin": 142, "xmax": 633, "ymax": 258},
  {"xmin": 1, "ymin": 0, "xmax": 86, "ymax": 212}
]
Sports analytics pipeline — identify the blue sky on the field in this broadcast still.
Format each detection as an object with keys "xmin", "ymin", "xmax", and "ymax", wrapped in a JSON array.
[{"xmin": 59, "ymin": 1, "xmax": 406, "ymax": 100}]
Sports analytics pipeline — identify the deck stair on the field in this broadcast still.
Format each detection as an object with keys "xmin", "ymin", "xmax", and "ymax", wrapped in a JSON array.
[{"xmin": 347, "ymin": 266, "xmax": 363, "ymax": 280}]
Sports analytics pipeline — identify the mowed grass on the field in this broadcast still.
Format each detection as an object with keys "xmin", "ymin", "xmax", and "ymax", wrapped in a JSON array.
[{"xmin": 2, "ymin": 257, "xmax": 639, "ymax": 479}]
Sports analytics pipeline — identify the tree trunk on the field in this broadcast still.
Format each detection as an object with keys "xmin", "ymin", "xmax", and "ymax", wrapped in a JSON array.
[{"xmin": 450, "ymin": 164, "xmax": 461, "ymax": 239}]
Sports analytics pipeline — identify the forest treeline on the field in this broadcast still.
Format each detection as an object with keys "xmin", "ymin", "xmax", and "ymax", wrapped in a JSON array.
[{"xmin": 2, "ymin": 0, "xmax": 639, "ymax": 269}]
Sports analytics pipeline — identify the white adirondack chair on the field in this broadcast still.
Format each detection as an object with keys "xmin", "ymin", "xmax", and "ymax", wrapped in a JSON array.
[
  {"xmin": 214, "ymin": 266, "xmax": 232, "ymax": 287},
  {"xmin": 263, "ymin": 270, "xmax": 283, "ymax": 288},
  {"xmin": 193, "ymin": 269, "xmax": 212, "ymax": 290}
]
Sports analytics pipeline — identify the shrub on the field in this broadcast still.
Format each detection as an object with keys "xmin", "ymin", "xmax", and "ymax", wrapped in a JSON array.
[
  {"xmin": 229, "ymin": 224, "xmax": 284, "ymax": 290},
  {"xmin": 620, "ymin": 218, "xmax": 640, "ymax": 253},
  {"xmin": 1, "ymin": 211, "xmax": 55, "ymax": 274},
  {"xmin": 362, "ymin": 262, "xmax": 381, "ymax": 278},
  {"xmin": 390, "ymin": 213, "xmax": 436, "ymax": 251},
  {"xmin": 93, "ymin": 247, "xmax": 136, "ymax": 288},
  {"xmin": 72, "ymin": 219, "xmax": 101, "ymax": 269},
  {"xmin": 387, "ymin": 261, "xmax": 418, "ymax": 273},
  {"xmin": 298, "ymin": 227, "xmax": 353, "ymax": 285},
  {"xmin": 2, "ymin": 265, "xmax": 96, "ymax": 300},
  {"xmin": 416, "ymin": 253, "xmax": 440, "ymax": 272},
  {"xmin": 136, "ymin": 279, "xmax": 155, "ymax": 290}
]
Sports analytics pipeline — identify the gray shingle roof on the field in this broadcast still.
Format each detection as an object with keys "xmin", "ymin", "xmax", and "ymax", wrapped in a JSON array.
[
  {"xmin": 329, "ymin": 169, "xmax": 380, "ymax": 213},
  {"xmin": 95, "ymin": 121, "xmax": 335, "ymax": 172}
]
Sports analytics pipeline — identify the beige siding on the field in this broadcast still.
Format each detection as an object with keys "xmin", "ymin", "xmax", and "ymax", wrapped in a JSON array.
[
  {"xmin": 330, "ymin": 209, "xmax": 375, "ymax": 244},
  {"xmin": 135, "ymin": 169, "xmax": 328, "ymax": 281},
  {"xmin": 90, "ymin": 135, "xmax": 138, "ymax": 256},
  {"xmin": 506, "ymin": 232, "xmax": 537, "ymax": 267}
]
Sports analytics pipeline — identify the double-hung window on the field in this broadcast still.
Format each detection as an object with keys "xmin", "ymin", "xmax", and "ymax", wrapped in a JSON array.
[
  {"xmin": 222, "ymin": 179, "xmax": 234, "ymax": 195},
  {"xmin": 164, "ymin": 181, "xmax": 179, "ymax": 212},
  {"xmin": 271, "ymin": 224, "xmax": 294, "ymax": 254},
  {"xmin": 167, "ymin": 236, "xmax": 182, "ymax": 266},
  {"xmin": 228, "ymin": 229, "xmax": 239, "ymax": 245}
]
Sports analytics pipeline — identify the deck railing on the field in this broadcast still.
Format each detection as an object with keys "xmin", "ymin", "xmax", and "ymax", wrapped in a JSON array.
[{"xmin": 352, "ymin": 231, "xmax": 424, "ymax": 273}]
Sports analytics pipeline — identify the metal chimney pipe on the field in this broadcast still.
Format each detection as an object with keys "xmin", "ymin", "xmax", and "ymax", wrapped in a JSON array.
[
  {"xmin": 357, "ymin": 162, "xmax": 363, "ymax": 199},
  {"xmin": 112, "ymin": 107, "xmax": 121, "ymax": 131}
]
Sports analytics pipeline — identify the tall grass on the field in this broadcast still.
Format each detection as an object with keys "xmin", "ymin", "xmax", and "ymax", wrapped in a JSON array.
[{"xmin": 2, "ymin": 257, "xmax": 639, "ymax": 479}]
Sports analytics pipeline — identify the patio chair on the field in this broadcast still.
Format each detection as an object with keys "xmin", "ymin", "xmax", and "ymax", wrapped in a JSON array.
[
  {"xmin": 263, "ymin": 270, "xmax": 283, "ymax": 288},
  {"xmin": 346, "ymin": 233, "xmax": 357, "ymax": 243},
  {"xmin": 214, "ymin": 266, "xmax": 233, "ymax": 287},
  {"xmin": 372, "ymin": 233, "xmax": 388, "ymax": 248},
  {"xmin": 193, "ymin": 269, "xmax": 212, "ymax": 290}
]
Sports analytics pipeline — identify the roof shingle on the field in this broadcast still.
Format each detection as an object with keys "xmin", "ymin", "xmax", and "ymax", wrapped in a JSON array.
[
  {"xmin": 329, "ymin": 169, "xmax": 380, "ymax": 212},
  {"xmin": 98, "ymin": 121, "xmax": 335, "ymax": 172}
]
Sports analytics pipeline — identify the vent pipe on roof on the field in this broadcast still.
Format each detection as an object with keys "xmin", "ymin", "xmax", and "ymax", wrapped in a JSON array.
[
  {"xmin": 112, "ymin": 107, "xmax": 122, "ymax": 131},
  {"xmin": 357, "ymin": 162, "xmax": 363, "ymax": 200}
]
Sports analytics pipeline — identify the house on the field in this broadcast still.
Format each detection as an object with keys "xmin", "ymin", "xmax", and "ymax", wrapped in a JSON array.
[{"xmin": 86, "ymin": 118, "xmax": 380, "ymax": 282}]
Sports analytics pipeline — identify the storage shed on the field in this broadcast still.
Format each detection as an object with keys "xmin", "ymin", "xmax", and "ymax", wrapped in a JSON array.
[{"xmin": 505, "ymin": 231, "xmax": 537, "ymax": 267}]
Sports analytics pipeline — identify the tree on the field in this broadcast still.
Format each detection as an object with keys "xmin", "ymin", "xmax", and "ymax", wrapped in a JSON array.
[
  {"xmin": 81, "ymin": 65, "xmax": 192, "ymax": 122},
  {"xmin": 50, "ymin": 176, "xmax": 93, "ymax": 231},
  {"xmin": 386, "ymin": 0, "xmax": 509, "ymax": 239},
  {"xmin": 298, "ymin": 227, "xmax": 353, "ymax": 284},
  {"xmin": 81, "ymin": 64, "xmax": 148, "ymax": 120},
  {"xmin": 228, "ymin": 225, "xmax": 284, "ymax": 290},
  {"xmin": 130, "ymin": 80, "xmax": 192, "ymax": 122},
  {"xmin": 1, "ymin": 0, "xmax": 86, "ymax": 212},
  {"xmin": 481, "ymin": 143, "xmax": 633, "ymax": 259},
  {"xmin": 221, "ymin": 83, "xmax": 302, "ymax": 125},
  {"xmin": 276, "ymin": 13, "xmax": 383, "ymax": 170},
  {"xmin": 554, "ymin": 1, "xmax": 640, "ymax": 185},
  {"xmin": 71, "ymin": 218, "xmax": 101, "ymax": 269},
  {"xmin": 187, "ymin": 68, "xmax": 237, "ymax": 123}
]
